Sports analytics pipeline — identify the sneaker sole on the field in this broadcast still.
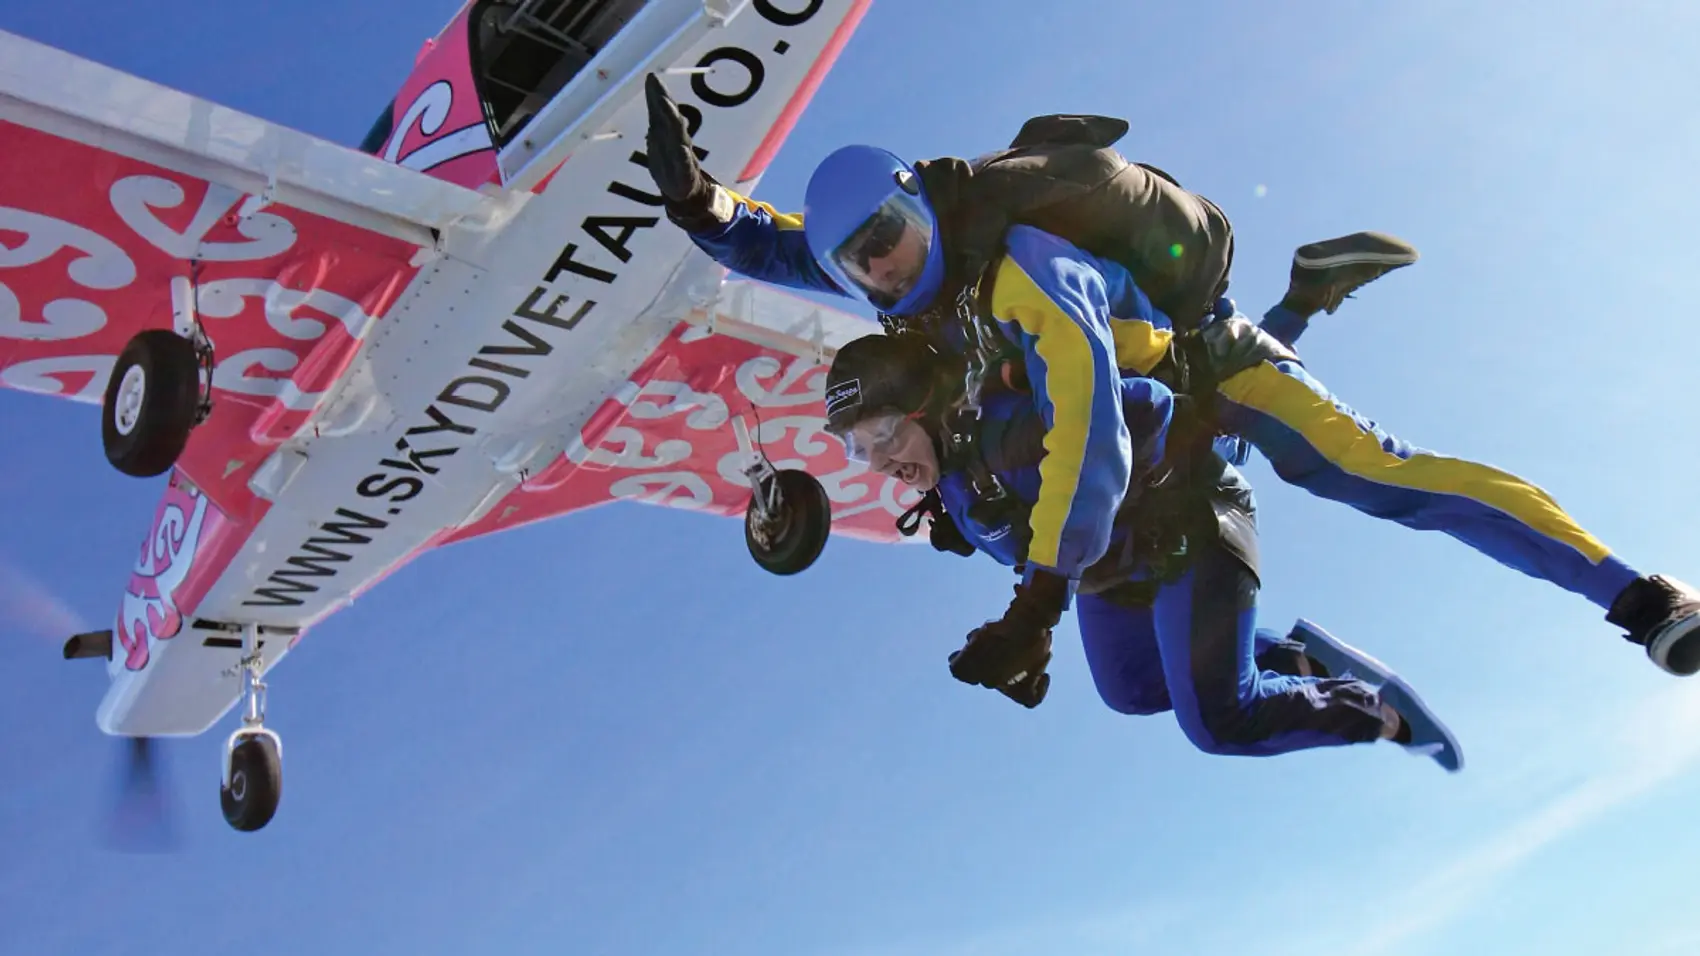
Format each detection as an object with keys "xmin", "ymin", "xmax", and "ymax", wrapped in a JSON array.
[
  {"xmin": 1292, "ymin": 249, "xmax": 1420, "ymax": 269},
  {"xmin": 1291, "ymin": 618, "xmax": 1394, "ymax": 683},
  {"xmin": 1648, "ymin": 612, "xmax": 1700, "ymax": 676},
  {"xmin": 1378, "ymin": 681, "xmax": 1465, "ymax": 773},
  {"xmin": 1293, "ymin": 231, "xmax": 1419, "ymax": 269},
  {"xmin": 1293, "ymin": 618, "xmax": 1464, "ymax": 773}
]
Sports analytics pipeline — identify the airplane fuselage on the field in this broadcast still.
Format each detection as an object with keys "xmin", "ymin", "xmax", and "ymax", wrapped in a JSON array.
[{"xmin": 82, "ymin": 0, "xmax": 874, "ymax": 735}]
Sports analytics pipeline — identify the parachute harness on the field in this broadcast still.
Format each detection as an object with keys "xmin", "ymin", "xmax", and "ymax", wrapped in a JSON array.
[{"xmin": 877, "ymin": 259, "xmax": 1028, "ymax": 546}]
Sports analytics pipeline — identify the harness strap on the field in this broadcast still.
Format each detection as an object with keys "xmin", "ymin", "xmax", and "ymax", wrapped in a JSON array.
[{"xmin": 896, "ymin": 488, "xmax": 942, "ymax": 538}]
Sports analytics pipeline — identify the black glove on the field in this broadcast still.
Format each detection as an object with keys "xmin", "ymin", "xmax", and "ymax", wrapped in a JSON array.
[
  {"xmin": 896, "ymin": 489, "xmax": 976, "ymax": 558},
  {"xmin": 947, "ymin": 623, "xmax": 1052, "ymax": 697},
  {"xmin": 997, "ymin": 670, "xmax": 1050, "ymax": 709},
  {"xmin": 928, "ymin": 509, "xmax": 977, "ymax": 558},
  {"xmin": 1000, "ymin": 569, "xmax": 1070, "ymax": 633},
  {"xmin": 643, "ymin": 74, "xmax": 716, "ymax": 229},
  {"xmin": 947, "ymin": 571, "xmax": 1069, "ymax": 705}
]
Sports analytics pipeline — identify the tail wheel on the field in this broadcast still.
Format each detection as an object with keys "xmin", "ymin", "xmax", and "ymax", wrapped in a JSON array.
[
  {"xmin": 220, "ymin": 734, "xmax": 282, "ymax": 832},
  {"xmin": 744, "ymin": 469, "xmax": 832, "ymax": 576},
  {"xmin": 101, "ymin": 330, "xmax": 202, "ymax": 478}
]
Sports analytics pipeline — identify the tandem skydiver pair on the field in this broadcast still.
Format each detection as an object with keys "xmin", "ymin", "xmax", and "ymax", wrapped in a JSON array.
[{"xmin": 638, "ymin": 73, "xmax": 1700, "ymax": 771}]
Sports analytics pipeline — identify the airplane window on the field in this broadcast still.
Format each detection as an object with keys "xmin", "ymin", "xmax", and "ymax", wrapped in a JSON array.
[
  {"xmin": 356, "ymin": 99, "xmax": 397, "ymax": 156},
  {"xmin": 471, "ymin": 0, "xmax": 653, "ymax": 147}
]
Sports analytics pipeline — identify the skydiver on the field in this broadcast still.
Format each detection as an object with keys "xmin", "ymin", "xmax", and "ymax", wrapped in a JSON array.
[
  {"xmin": 642, "ymin": 75, "xmax": 1700, "ymax": 679},
  {"xmin": 816, "ymin": 329, "xmax": 1463, "ymax": 769}
]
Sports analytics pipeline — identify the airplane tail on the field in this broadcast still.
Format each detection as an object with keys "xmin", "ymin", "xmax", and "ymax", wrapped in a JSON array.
[{"xmin": 71, "ymin": 471, "xmax": 287, "ymax": 738}]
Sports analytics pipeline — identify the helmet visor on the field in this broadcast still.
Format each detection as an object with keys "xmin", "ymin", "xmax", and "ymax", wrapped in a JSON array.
[
  {"xmin": 836, "ymin": 409, "xmax": 910, "ymax": 464},
  {"xmin": 829, "ymin": 192, "xmax": 934, "ymax": 311}
]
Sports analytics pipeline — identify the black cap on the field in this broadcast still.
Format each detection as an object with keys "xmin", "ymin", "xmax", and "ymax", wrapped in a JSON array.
[{"xmin": 822, "ymin": 333, "xmax": 960, "ymax": 434}]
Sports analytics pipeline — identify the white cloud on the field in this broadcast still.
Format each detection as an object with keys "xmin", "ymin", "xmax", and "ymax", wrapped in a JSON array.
[
  {"xmin": 823, "ymin": 895, "xmax": 1203, "ymax": 956},
  {"xmin": 1299, "ymin": 683, "xmax": 1700, "ymax": 956},
  {"xmin": 1642, "ymin": 927, "xmax": 1700, "ymax": 956},
  {"xmin": 806, "ymin": 682, "xmax": 1700, "ymax": 956},
  {"xmin": 856, "ymin": 677, "xmax": 1700, "ymax": 952}
]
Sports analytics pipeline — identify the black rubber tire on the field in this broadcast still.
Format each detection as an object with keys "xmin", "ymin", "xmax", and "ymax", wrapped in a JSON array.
[
  {"xmin": 744, "ymin": 469, "xmax": 831, "ymax": 576},
  {"xmin": 220, "ymin": 735, "xmax": 282, "ymax": 832},
  {"xmin": 101, "ymin": 329, "xmax": 201, "ymax": 478}
]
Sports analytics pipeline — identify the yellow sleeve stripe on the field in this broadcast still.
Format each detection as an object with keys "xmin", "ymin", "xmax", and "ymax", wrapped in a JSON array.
[
  {"xmin": 989, "ymin": 257, "xmax": 1095, "ymax": 570},
  {"xmin": 1217, "ymin": 362, "xmax": 1612, "ymax": 563},
  {"xmin": 722, "ymin": 187, "xmax": 805, "ymax": 230},
  {"xmin": 1108, "ymin": 318, "xmax": 1173, "ymax": 375}
]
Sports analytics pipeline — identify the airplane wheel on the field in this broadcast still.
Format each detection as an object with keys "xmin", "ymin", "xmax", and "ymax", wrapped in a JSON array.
[
  {"xmin": 745, "ymin": 469, "xmax": 831, "ymax": 576},
  {"xmin": 102, "ymin": 329, "xmax": 201, "ymax": 478},
  {"xmin": 220, "ymin": 735, "xmax": 282, "ymax": 832}
]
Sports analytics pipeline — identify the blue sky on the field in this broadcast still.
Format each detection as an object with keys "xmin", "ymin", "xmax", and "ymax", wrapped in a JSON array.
[{"xmin": 4, "ymin": 2, "xmax": 1700, "ymax": 954}]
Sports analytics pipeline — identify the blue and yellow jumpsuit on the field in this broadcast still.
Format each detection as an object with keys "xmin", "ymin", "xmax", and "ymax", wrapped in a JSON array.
[
  {"xmin": 682, "ymin": 190, "xmax": 1642, "ymax": 611},
  {"xmin": 938, "ymin": 379, "xmax": 1390, "ymax": 753}
]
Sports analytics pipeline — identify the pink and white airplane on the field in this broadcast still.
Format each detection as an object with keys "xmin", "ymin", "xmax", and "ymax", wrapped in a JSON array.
[{"xmin": 0, "ymin": 0, "xmax": 915, "ymax": 833}]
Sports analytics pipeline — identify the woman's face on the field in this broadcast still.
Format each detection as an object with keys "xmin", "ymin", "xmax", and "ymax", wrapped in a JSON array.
[{"xmin": 847, "ymin": 414, "xmax": 939, "ymax": 490}]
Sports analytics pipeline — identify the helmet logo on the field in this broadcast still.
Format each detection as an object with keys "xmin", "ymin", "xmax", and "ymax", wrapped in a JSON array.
[
  {"xmin": 894, "ymin": 168, "xmax": 920, "ymax": 195},
  {"xmin": 824, "ymin": 379, "xmax": 862, "ymax": 418}
]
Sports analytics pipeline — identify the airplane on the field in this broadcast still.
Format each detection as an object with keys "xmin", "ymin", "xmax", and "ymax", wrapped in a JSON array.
[{"xmin": 0, "ymin": 0, "xmax": 918, "ymax": 834}]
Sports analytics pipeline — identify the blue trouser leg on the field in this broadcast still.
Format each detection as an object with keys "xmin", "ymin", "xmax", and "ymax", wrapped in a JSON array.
[
  {"xmin": 1075, "ymin": 596, "xmax": 1172, "ymax": 716},
  {"xmin": 1257, "ymin": 303, "xmax": 1311, "ymax": 348},
  {"xmin": 1214, "ymin": 357, "xmax": 1640, "ymax": 609},
  {"xmin": 1078, "ymin": 546, "xmax": 1389, "ymax": 756},
  {"xmin": 1074, "ymin": 599, "xmax": 1307, "ymax": 716},
  {"xmin": 1207, "ymin": 304, "xmax": 1309, "ymax": 466}
]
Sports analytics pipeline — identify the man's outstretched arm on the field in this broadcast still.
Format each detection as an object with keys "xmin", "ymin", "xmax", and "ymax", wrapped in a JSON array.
[{"xmin": 645, "ymin": 74, "xmax": 846, "ymax": 297}]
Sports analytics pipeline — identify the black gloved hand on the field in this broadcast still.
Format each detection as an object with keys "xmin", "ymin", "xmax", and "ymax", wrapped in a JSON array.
[
  {"xmin": 947, "ymin": 571, "xmax": 1069, "ymax": 705},
  {"xmin": 896, "ymin": 489, "xmax": 976, "ymax": 559},
  {"xmin": 996, "ymin": 569, "xmax": 1070, "ymax": 634},
  {"xmin": 928, "ymin": 509, "xmax": 977, "ymax": 557},
  {"xmin": 948, "ymin": 622, "xmax": 1053, "ymax": 695},
  {"xmin": 643, "ymin": 74, "xmax": 716, "ymax": 227},
  {"xmin": 997, "ymin": 670, "xmax": 1050, "ymax": 709}
]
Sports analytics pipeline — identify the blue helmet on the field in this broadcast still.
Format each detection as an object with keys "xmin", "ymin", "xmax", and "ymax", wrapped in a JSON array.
[{"xmin": 803, "ymin": 145, "xmax": 946, "ymax": 315}]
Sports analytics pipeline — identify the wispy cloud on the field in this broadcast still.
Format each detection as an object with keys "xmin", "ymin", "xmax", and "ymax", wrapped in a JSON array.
[
  {"xmin": 1638, "ymin": 925, "xmax": 1700, "ymax": 952},
  {"xmin": 828, "ymin": 683, "xmax": 1700, "ymax": 956},
  {"xmin": 1643, "ymin": 927, "xmax": 1700, "ymax": 956},
  {"xmin": 1294, "ymin": 683, "xmax": 1700, "ymax": 956},
  {"xmin": 822, "ymin": 895, "xmax": 1204, "ymax": 956}
]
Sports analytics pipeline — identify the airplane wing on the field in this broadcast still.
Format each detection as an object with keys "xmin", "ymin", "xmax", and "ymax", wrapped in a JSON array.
[
  {"xmin": 35, "ymin": 0, "xmax": 900, "ymax": 750},
  {"xmin": 442, "ymin": 275, "xmax": 920, "ymax": 549},
  {"xmin": 0, "ymin": 27, "xmax": 510, "ymax": 525}
]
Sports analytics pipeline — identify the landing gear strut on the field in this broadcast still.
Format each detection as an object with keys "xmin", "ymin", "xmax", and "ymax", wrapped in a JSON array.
[
  {"xmin": 742, "ymin": 453, "xmax": 831, "ymax": 576},
  {"xmin": 220, "ymin": 624, "xmax": 282, "ymax": 832}
]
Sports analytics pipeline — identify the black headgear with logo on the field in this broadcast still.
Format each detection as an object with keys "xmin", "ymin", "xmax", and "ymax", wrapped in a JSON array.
[{"xmin": 822, "ymin": 332, "xmax": 962, "ymax": 436}]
